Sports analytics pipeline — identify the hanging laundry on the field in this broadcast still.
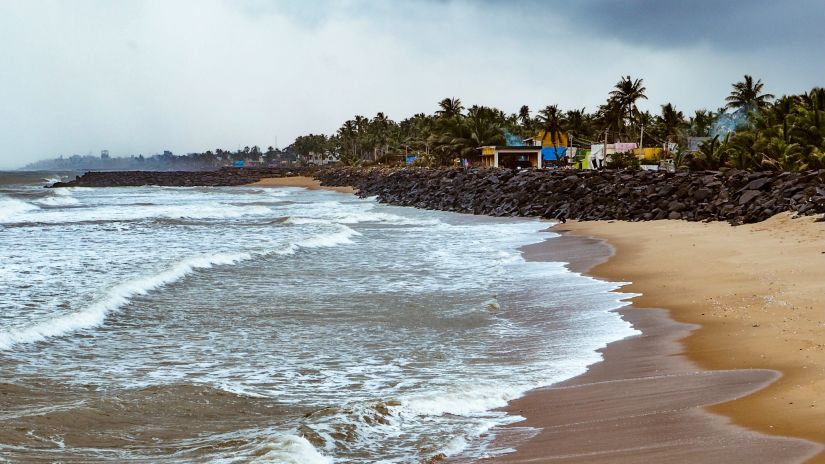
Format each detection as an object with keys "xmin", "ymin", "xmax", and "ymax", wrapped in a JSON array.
[{"xmin": 614, "ymin": 142, "xmax": 638, "ymax": 153}]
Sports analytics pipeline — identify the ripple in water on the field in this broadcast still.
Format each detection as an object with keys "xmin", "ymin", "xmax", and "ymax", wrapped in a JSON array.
[{"xmin": 0, "ymin": 179, "xmax": 637, "ymax": 462}]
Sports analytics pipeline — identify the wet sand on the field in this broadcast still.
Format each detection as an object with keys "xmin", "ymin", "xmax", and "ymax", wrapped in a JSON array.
[
  {"xmin": 482, "ymin": 216, "xmax": 824, "ymax": 463},
  {"xmin": 249, "ymin": 176, "xmax": 356, "ymax": 194}
]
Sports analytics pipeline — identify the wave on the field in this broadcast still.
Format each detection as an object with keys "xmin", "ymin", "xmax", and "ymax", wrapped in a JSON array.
[
  {"xmin": 400, "ymin": 381, "xmax": 529, "ymax": 417},
  {"xmin": 250, "ymin": 434, "xmax": 331, "ymax": 464},
  {"xmin": 0, "ymin": 197, "xmax": 39, "ymax": 221},
  {"xmin": 0, "ymin": 253, "xmax": 251, "ymax": 350},
  {"xmin": 33, "ymin": 196, "xmax": 80, "ymax": 207},
  {"xmin": 0, "ymin": 224, "xmax": 361, "ymax": 350},
  {"xmin": 0, "ymin": 203, "xmax": 274, "ymax": 225},
  {"xmin": 287, "ymin": 211, "xmax": 439, "ymax": 227}
]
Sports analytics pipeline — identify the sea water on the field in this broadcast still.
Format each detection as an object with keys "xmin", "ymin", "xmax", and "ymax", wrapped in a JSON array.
[{"xmin": 0, "ymin": 172, "xmax": 637, "ymax": 462}]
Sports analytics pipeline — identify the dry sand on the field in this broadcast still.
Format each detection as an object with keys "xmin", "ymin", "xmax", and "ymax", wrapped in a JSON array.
[
  {"xmin": 248, "ymin": 176, "xmax": 356, "ymax": 194},
  {"xmin": 484, "ymin": 213, "xmax": 824, "ymax": 463},
  {"xmin": 239, "ymin": 179, "xmax": 825, "ymax": 461}
]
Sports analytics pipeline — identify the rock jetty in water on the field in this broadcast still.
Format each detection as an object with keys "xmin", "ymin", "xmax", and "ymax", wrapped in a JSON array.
[
  {"xmin": 49, "ymin": 167, "xmax": 305, "ymax": 188},
  {"xmin": 314, "ymin": 167, "xmax": 825, "ymax": 225}
]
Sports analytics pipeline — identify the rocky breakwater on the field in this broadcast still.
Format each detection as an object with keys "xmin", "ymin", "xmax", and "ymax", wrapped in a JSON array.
[
  {"xmin": 315, "ymin": 167, "xmax": 825, "ymax": 224},
  {"xmin": 49, "ymin": 167, "xmax": 306, "ymax": 188}
]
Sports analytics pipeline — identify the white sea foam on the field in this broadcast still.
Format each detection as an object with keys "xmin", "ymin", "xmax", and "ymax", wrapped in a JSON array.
[
  {"xmin": 53, "ymin": 186, "xmax": 91, "ymax": 194},
  {"xmin": 400, "ymin": 382, "xmax": 530, "ymax": 417},
  {"xmin": 33, "ymin": 195, "xmax": 80, "ymax": 207},
  {"xmin": 0, "ymin": 202, "xmax": 273, "ymax": 224},
  {"xmin": 299, "ymin": 225, "xmax": 359, "ymax": 248},
  {"xmin": 250, "ymin": 434, "xmax": 331, "ymax": 464},
  {"xmin": 0, "ymin": 252, "xmax": 251, "ymax": 350},
  {"xmin": 0, "ymin": 184, "xmax": 641, "ymax": 462},
  {"xmin": 0, "ymin": 197, "xmax": 38, "ymax": 221},
  {"xmin": 0, "ymin": 220, "xmax": 362, "ymax": 350}
]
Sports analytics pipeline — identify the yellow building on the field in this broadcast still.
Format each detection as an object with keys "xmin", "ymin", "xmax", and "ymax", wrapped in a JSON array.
[
  {"xmin": 527, "ymin": 130, "xmax": 568, "ymax": 148},
  {"xmin": 632, "ymin": 147, "xmax": 663, "ymax": 161}
]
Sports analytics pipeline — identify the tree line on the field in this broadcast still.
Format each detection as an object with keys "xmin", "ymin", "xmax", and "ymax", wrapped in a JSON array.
[
  {"xmin": 24, "ymin": 146, "xmax": 298, "ymax": 171},
  {"xmin": 292, "ymin": 75, "xmax": 824, "ymax": 171},
  {"xmin": 25, "ymin": 75, "xmax": 823, "ymax": 172}
]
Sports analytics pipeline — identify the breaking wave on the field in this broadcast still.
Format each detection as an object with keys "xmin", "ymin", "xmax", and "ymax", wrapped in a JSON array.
[
  {"xmin": 0, "ymin": 197, "xmax": 39, "ymax": 221},
  {"xmin": 250, "ymin": 434, "xmax": 332, "ymax": 464},
  {"xmin": 0, "ymin": 223, "xmax": 360, "ymax": 350},
  {"xmin": 0, "ymin": 253, "xmax": 251, "ymax": 350}
]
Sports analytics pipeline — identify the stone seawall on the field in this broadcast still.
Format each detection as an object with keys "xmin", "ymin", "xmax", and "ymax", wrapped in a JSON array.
[
  {"xmin": 49, "ymin": 167, "xmax": 305, "ymax": 188},
  {"xmin": 315, "ymin": 167, "xmax": 825, "ymax": 224}
]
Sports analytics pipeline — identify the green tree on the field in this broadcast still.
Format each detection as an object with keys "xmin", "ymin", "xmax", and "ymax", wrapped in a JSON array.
[
  {"xmin": 436, "ymin": 97, "xmax": 464, "ymax": 119},
  {"xmin": 689, "ymin": 109, "xmax": 714, "ymax": 137},
  {"xmin": 659, "ymin": 103, "xmax": 686, "ymax": 142},
  {"xmin": 608, "ymin": 75, "xmax": 648, "ymax": 137},
  {"xmin": 725, "ymin": 75, "xmax": 774, "ymax": 112},
  {"xmin": 538, "ymin": 104, "xmax": 564, "ymax": 152}
]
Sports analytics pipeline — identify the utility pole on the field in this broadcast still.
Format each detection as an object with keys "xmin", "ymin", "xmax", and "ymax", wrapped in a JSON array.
[
  {"xmin": 603, "ymin": 127, "xmax": 609, "ymax": 169},
  {"xmin": 639, "ymin": 124, "xmax": 644, "ymax": 158}
]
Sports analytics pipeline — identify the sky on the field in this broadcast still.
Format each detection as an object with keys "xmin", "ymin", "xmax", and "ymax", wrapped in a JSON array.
[{"xmin": 0, "ymin": 0, "xmax": 823, "ymax": 168}]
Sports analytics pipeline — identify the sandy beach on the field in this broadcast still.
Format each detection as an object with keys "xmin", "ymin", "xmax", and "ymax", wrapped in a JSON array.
[
  {"xmin": 486, "ymin": 213, "xmax": 824, "ymax": 463},
  {"xmin": 249, "ymin": 176, "xmax": 356, "ymax": 193},
  {"xmin": 255, "ymin": 178, "xmax": 825, "ymax": 462}
]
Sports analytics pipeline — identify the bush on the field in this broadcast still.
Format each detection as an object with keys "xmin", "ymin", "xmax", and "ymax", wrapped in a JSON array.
[{"xmin": 605, "ymin": 151, "xmax": 641, "ymax": 170}]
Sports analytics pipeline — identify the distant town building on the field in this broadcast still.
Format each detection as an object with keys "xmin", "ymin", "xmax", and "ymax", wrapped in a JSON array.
[
  {"xmin": 100, "ymin": 150, "xmax": 110, "ymax": 160},
  {"xmin": 301, "ymin": 151, "xmax": 339, "ymax": 165}
]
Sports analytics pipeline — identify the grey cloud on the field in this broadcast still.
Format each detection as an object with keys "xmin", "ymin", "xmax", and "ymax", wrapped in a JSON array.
[
  {"xmin": 0, "ymin": 0, "xmax": 822, "ymax": 168},
  {"xmin": 481, "ymin": 0, "xmax": 825, "ymax": 50}
]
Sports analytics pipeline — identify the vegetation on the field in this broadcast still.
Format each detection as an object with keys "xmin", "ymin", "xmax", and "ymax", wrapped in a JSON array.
[
  {"xmin": 691, "ymin": 85, "xmax": 824, "ymax": 171},
  {"xmin": 288, "ymin": 74, "xmax": 822, "ymax": 172},
  {"xmin": 25, "ymin": 75, "xmax": 824, "ymax": 172},
  {"xmin": 23, "ymin": 146, "xmax": 297, "ymax": 171}
]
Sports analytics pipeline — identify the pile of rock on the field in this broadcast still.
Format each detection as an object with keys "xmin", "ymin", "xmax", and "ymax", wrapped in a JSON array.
[
  {"xmin": 49, "ymin": 167, "xmax": 306, "ymax": 188},
  {"xmin": 314, "ymin": 167, "xmax": 825, "ymax": 224}
]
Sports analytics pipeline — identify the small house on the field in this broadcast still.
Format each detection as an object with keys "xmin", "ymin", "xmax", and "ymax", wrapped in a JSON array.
[{"xmin": 480, "ymin": 146, "xmax": 544, "ymax": 168}]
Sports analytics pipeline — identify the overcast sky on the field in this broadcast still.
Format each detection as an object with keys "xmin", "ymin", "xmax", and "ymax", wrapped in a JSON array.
[{"xmin": 1, "ymin": 0, "xmax": 823, "ymax": 168}]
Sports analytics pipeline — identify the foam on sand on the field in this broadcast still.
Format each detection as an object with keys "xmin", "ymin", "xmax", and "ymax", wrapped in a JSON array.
[{"xmin": 250, "ymin": 434, "xmax": 332, "ymax": 464}]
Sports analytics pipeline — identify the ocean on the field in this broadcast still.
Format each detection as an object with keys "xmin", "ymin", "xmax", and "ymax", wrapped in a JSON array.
[{"xmin": 0, "ymin": 172, "xmax": 637, "ymax": 463}]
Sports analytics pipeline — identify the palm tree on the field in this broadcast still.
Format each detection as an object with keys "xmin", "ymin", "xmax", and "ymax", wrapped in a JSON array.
[
  {"xmin": 436, "ymin": 97, "xmax": 464, "ymax": 118},
  {"xmin": 659, "ymin": 103, "xmax": 686, "ymax": 143},
  {"xmin": 564, "ymin": 107, "xmax": 589, "ymax": 139},
  {"xmin": 538, "ymin": 104, "xmax": 564, "ymax": 154},
  {"xmin": 800, "ymin": 87, "xmax": 825, "ymax": 112},
  {"xmin": 337, "ymin": 120, "xmax": 358, "ymax": 159},
  {"xmin": 517, "ymin": 105, "xmax": 532, "ymax": 135},
  {"xmin": 689, "ymin": 109, "xmax": 714, "ymax": 137},
  {"xmin": 353, "ymin": 115, "xmax": 369, "ymax": 160},
  {"xmin": 369, "ymin": 112, "xmax": 395, "ymax": 162},
  {"xmin": 725, "ymin": 75, "xmax": 774, "ymax": 112},
  {"xmin": 436, "ymin": 106, "xmax": 504, "ymax": 162},
  {"xmin": 608, "ymin": 75, "xmax": 648, "ymax": 136},
  {"xmin": 598, "ymin": 99, "xmax": 624, "ymax": 140}
]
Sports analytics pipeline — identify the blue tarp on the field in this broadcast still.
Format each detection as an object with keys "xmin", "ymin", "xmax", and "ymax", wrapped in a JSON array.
[
  {"xmin": 406, "ymin": 155, "xmax": 417, "ymax": 165},
  {"xmin": 233, "ymin": 160, "xmax": 245, "ymax": 167},
  {"xmin": 541, "ymin": 147, "xmax": 567, "ymax": 160}
]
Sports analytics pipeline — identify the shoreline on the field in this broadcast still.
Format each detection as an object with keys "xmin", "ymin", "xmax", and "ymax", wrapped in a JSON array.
[
  {"xmin": 247, "ymin": 176, "xmax": 356, "ymax": 193},
  {"xmin": 483, "ymin": 215, "xmax": 824, "ymax": 463},
  {"xmin": 253, "ymin": 177, "xmax": 824, "ymax": 461}
]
